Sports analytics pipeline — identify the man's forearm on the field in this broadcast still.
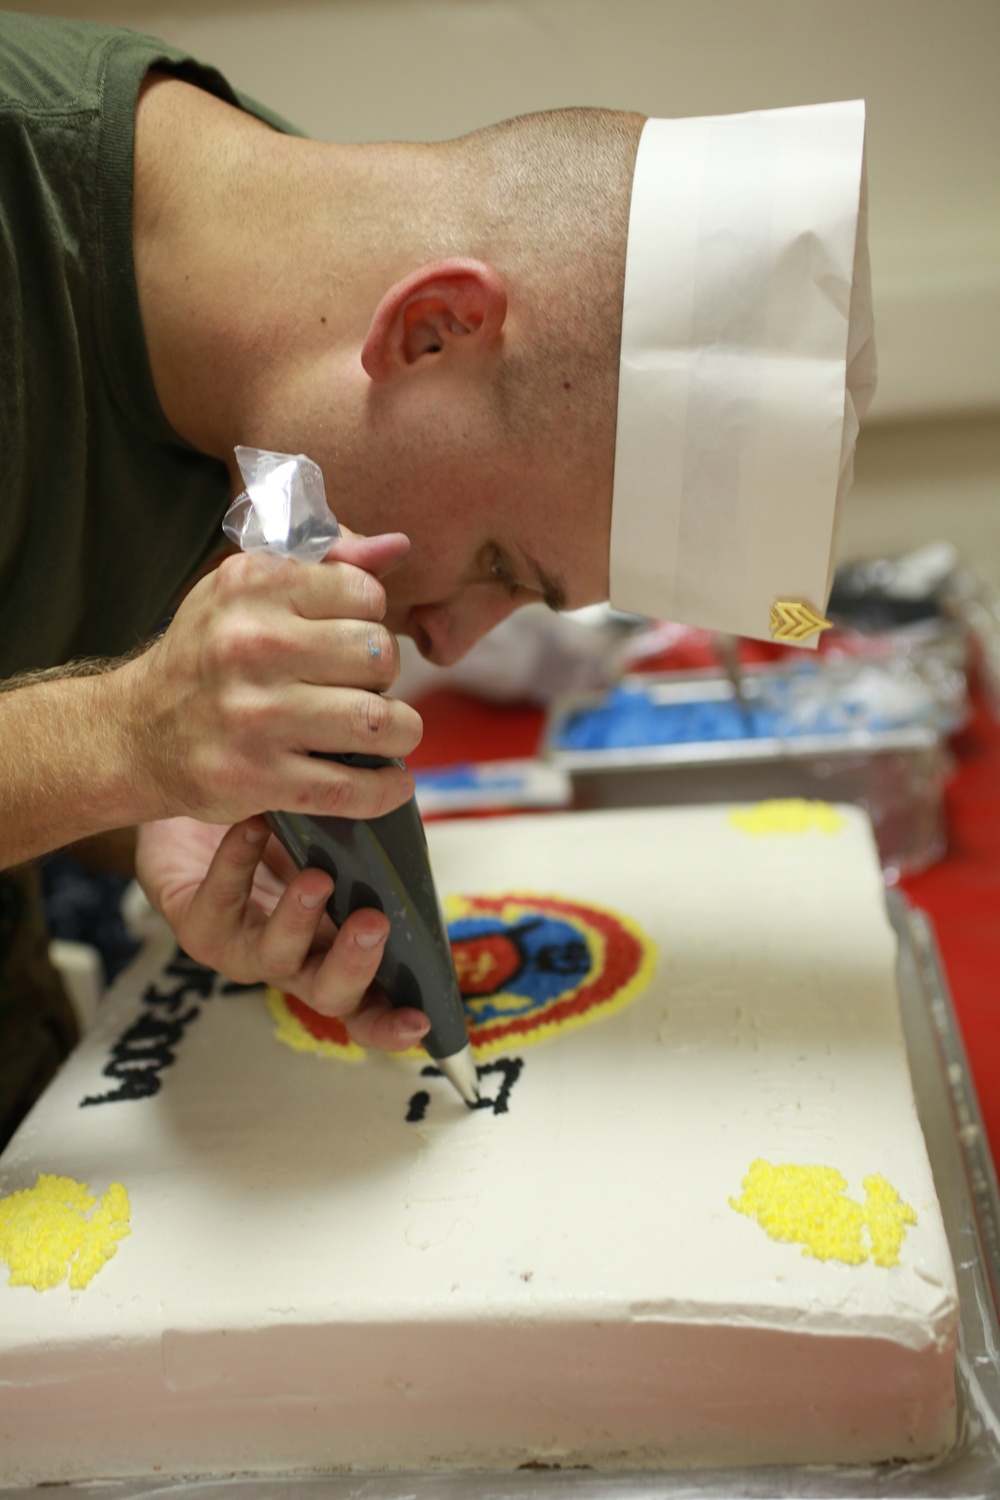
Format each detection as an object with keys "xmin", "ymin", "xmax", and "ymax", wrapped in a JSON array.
[
  {"xmin": 0, "ymin": 660, "xmax": 158, "ymax": 870},
  {"xmin": 2, "ymin": 540, "xmax": 426, "ymax": 873}
]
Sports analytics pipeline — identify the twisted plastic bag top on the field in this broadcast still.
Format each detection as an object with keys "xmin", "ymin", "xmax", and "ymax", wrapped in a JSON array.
[{"xmin": 223, "ymin": 446, "xmax": 340, "ymax": 566}]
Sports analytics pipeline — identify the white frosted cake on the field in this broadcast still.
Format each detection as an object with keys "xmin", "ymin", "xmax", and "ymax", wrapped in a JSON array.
[{"xmin": 0, "ymin": 802, "xmax": 958, "ymax": 1483}]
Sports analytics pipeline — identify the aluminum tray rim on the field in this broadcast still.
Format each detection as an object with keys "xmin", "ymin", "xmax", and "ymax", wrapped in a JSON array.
[{"xmin": 540, "ymin": 672, "xmax": 943, "ymax": 774}]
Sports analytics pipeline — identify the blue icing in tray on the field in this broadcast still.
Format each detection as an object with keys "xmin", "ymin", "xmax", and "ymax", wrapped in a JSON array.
[
  {"xmin": 415, "ymin": 766, "xmax": 530, "ymax": 793},
  {"xmin": 553, "ymin": 680, "xmax": 906, "ymax": 752}
]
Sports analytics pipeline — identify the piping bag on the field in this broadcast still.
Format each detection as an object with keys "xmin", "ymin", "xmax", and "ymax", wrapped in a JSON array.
[{"xmin": 223, "ymin": 445, "xmax": 479, "ymax": 1106}]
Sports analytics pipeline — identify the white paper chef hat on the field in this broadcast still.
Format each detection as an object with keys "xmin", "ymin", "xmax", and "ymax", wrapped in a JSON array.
[{"xmin": 609, "ymin": 100, "xmax": 876, "ymax": 647}]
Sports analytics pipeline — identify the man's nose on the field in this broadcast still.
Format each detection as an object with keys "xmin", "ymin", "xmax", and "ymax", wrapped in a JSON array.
[{"xmin": 411, "ymin": 591, "xmax": 525, "ymax": 668}]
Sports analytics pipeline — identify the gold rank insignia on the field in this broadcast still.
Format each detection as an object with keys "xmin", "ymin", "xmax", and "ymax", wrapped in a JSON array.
[{"xmin": 769, "ymin": 600, "xmax": 834, "ymax": 644}]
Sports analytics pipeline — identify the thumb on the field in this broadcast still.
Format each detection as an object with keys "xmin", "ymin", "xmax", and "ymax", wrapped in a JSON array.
[{"xmin": 327, "ymin": 527, "xmax": 411, "ymax": 578}]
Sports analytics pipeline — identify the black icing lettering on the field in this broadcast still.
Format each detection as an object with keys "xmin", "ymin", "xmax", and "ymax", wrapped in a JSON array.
[
  {"xmin": 81, "ymin": 1006, "xmax": 200, "ymax": 1106},
  {"xmin": 406, "ymin": 1057, "xmax": 524, "ymax": 1121},
  {"xmin": 161, "ymin": 951, "xmax": 218, "ymax": 1000},
  {"xmin": 82, "ymin": 1008, "xmax": 200, "ymax": 1104},
  {"xmin": 109, "ymin": 1009, "xmax": 198, "ymax": 1063},
  {"xmin": 140, "ymin": 978, "xmax": 192, "ymax": 1017},
  {"xmin": 405, "ymin": 1090, "xmax": 431, "ymax": 1123},
  {"xmin": 471, "ymin": 1057, "xmax": 523, "ymax": 1114},
  {"xmin": 80, "ymin": 948, "xmax": 218, "ymax": 1107}
]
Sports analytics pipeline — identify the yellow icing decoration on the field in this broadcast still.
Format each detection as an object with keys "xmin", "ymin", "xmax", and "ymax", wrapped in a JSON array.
[
  {"xmin": 0, "ymin": 1174, "xmax": 131, "ymax": 1292},
  {"xmin": 864, "ymin": 1172, "xmax": 919, "ymax": 1267},
  {"xmin": 728, "ymin": 800, "xmax": 845, "ymax": 837},
  {"xmin": 730, "ymin": 1159, "xmax": 916, "ymax": 1267}
]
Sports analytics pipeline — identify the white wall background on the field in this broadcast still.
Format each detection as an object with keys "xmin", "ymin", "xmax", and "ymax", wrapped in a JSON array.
[{"xmin": 9, "ymin": 0, "xmax": 1000, "ymax": 570}]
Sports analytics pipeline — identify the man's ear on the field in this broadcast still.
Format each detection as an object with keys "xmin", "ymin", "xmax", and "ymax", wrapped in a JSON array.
[{"xmin": 360, "ymin": 258, "xmax": 507, "ymax": 381}]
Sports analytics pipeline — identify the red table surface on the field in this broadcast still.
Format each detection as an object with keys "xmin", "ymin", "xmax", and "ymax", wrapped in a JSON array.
[{"xmin": 409, "ymin": 680, "xmax": 1000, "ymax": 1168}]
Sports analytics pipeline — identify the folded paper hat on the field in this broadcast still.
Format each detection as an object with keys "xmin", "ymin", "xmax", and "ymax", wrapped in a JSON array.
[{"xmin": 610, "ymin": 100, "xmax": 876, "ymax": 647}]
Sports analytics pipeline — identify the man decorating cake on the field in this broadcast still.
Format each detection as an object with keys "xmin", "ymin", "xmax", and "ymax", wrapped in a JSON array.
[{"xmin": 0, "ymin": 10, "xmax": 874, "ymax": 1145}]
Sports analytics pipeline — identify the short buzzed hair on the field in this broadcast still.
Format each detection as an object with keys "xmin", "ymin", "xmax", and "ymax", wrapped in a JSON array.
[{"xmin": 439, "ymin": 108, "xmax": 645, "ymax": 445}]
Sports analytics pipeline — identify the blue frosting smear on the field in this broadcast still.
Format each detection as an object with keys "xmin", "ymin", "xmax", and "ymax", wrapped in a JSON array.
[
  {"xmin": 552, "ymin": 674, "xmax": 931, "ymax": 752},
  {"xmin": 414, "ymin": 764, "xmax": 527, "ymax": 792}
]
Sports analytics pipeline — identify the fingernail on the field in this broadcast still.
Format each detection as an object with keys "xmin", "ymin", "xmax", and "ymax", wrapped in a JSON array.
[
  {"xmin": 298, "ymin": 890, "xmax": 327, "ymax": 910},
  {"xmin": 355, "ymin": 928, "xmax": 388, "ymax": 950},
  {"xmin": 398, "ymin": 1019, "xmax": 429, "ymax": 1042},
  {"xmin": 244, "ymin": 825, "xmax": 267, "ymax": 845}
]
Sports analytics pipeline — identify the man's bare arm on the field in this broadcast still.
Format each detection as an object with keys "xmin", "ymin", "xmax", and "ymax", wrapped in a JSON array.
[
  {"xmin": 1, "ymin": 532, "xmax": 422, "ymax": 873},
  {"xmin": 0, "ymin": 658, "xmax": 156, "ymax": 869}
]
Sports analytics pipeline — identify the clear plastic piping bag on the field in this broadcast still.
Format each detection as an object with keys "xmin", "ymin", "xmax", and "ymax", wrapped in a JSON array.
[{"xmin": 222, "ymin": 445, "xmax": 339, "ymax": 567}]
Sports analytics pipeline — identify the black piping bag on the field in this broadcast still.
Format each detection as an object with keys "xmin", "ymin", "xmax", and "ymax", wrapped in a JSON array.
[{"xmin": 223, "ymin": 446, "xmax": 478, "ymax": 1105}]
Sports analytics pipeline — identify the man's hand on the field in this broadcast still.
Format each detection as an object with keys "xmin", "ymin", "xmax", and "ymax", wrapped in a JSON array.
[
  {"xmin": 122, "ymin": 529, "xmax": 423, "ymax": 826},
  {"xmin": 136, "ymin": 815, "xmax": 431, "ymax": 1053},
  {"xmin": 0, "ymin": 530, "xmax": 423, "ymax": 870}
]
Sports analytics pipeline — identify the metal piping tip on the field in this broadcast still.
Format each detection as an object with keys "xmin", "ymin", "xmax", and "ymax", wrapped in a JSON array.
[{"xmin": 436, "ymin": 1045, "xmax": 480, "ymax": 1107}]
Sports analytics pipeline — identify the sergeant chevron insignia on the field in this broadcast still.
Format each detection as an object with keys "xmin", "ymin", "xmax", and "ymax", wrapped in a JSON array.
[{"xmin": 769, "ymin": 600, "xmax": 834, "ymax": 643}]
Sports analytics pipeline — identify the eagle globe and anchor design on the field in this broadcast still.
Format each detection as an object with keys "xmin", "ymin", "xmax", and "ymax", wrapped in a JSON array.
[{"xmin": 268, "ymin": 893, "xmax": 658, "ymax": 1062}]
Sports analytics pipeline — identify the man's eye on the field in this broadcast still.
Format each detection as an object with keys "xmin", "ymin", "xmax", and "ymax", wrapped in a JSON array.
[{"xmin": 489, "ymin": 549, "xmax": 521, "ymax": 599}]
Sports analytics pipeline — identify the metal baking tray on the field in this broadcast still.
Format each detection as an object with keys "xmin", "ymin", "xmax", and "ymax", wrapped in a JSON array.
[
  {"xmin": 540, "ymin": 673, "xmax": 951, "ymax": 879},
  {"xmin": 2, "ymin": 895, "xmax": 997, "ymax": 1500}
]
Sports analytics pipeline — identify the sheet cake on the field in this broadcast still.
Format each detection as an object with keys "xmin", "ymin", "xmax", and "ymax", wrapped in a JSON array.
[{"xmin": 0, "ymin": 802, "xmax": 958, "ymax": 1482}]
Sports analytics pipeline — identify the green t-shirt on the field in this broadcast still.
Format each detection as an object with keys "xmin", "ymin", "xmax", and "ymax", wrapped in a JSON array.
[{"xmin": 0, "ymin": 11, "xmax": 299, "ymax": 678}]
